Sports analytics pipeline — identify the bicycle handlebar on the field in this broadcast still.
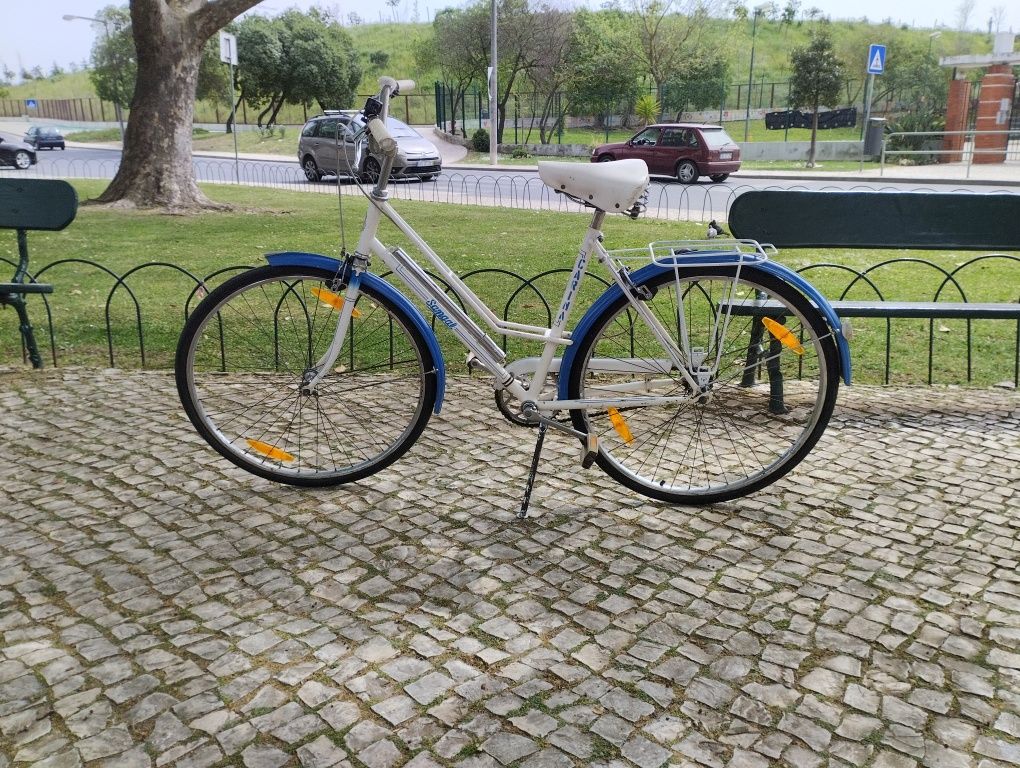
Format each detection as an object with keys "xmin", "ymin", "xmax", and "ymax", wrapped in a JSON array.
[{"xmin": 378, "ymin": 76, "xmax": 415, "ymax": 96}]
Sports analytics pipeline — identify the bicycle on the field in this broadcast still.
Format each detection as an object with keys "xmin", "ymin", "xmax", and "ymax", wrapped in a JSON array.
[{"xmin": 175, "ymin": 77, "xmax": 852, "ymax": 517}]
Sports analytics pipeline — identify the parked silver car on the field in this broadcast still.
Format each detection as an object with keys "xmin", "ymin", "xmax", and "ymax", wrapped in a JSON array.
[{"xmin": 298, "ymin": 111, "xmax": 442, "ymax": 183}]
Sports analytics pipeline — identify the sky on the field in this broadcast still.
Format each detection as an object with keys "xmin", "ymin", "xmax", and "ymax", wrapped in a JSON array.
[{"xmin": 1, "ymin": 0, "xmax": 1017, "ymax": 77}]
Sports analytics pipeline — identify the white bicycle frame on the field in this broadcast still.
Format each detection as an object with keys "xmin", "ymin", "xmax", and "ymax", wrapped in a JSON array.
[
  {"xmin": 304, "ymin": 83, "xmax": 759, "ymax": 417},
  {"xmin": 303, "ymin": 194, "xmax": 729, "ymax": 417}
]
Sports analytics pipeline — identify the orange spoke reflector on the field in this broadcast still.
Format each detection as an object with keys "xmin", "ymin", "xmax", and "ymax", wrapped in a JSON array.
[
  {"xmin": 607, "ymin": 407, "xmax": 634, "ymax": 445},
  {"xmin": 245, "ymin": 439, "xmax": 295, "ymax": 463},
  {"xmin": 311, "ymin": 287, "xmax": 361, "ymax": 318},
  {"xmin": 761, "ymin": 317, "xmax": 804, "ymax": 355}
]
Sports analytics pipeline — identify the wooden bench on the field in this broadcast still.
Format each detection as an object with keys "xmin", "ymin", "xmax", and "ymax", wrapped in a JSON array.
[
  {"xmin": 726, "ymin": 190, "xmax": 1020, "ymax": 409},
  {"xmin": 0, "ymin": 178, "xmax": 78, "ymax": 368}
]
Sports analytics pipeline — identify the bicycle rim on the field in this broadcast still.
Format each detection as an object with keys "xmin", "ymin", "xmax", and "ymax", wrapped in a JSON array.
[
  {"xmin": 176, "ymin": 265, "xmax": 436, "ymax": 486},
  {"xmin": 568, "ymin": 266, "xmax": 839, "ymax": 504}
]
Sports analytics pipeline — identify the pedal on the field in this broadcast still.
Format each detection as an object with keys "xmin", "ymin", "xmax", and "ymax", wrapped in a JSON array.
[{"xmin": 581, "ymin": 432, "xmax": 599, "ymax": 469}]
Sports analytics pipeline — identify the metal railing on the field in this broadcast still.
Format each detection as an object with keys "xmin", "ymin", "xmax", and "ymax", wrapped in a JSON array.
[
  {"xmin": 881, "ymin": 130, "xmax": 1020, "ymax": 177},
  {"xmin": 7, "ymin": 160, "xmax": 1020, "ymax": 225},
  {"xmin": 3, "ymin": 255, "xmax": 1017, "ymax": 388}
]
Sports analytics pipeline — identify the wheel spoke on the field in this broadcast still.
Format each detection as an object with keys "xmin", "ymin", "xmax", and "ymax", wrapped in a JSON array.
[
  {"xmin": 177, "ymin": 266, "xmax": 436, "ymax": 486},
  {"xmin": 569, "ymin": 266, "xmax": 838, "ymax": 503}
]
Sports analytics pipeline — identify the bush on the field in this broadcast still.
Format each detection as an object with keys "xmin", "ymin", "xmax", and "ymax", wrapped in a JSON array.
[
  {"xmin": 886, "ymin": 111, "xmax": 945, "ymax": 165},
  {"xmin": 510, "ymin": 146, "xmax": 531, "ymax": 159},
  {"xmin": 471, "ymin": 128, "xmax": 490, "ymax": 153}
]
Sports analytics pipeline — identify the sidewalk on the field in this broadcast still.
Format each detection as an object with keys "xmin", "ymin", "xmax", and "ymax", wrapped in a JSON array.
[{"xmin": 1, "ymin": 366, "xmax": 1019, "ymax": 767}]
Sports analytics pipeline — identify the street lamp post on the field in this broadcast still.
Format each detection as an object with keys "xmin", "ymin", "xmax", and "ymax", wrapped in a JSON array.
[
  {"xmin": 928, "ymin": 31, "xmax": 942, "ymax": 56},
  {"xmin": 63, "ymin": 14, "xmax": 126, "ymax": 143},
  {"xmin": 743, "ymin": 6, "xmax": 766, "ymax": 143}
]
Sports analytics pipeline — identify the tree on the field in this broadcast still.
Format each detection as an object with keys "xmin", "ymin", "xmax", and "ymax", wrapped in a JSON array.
[
  {"xmin": 567, "ymin": 9, "xmax": 642, "ymax": 133},
  {"xmin": 88, "ymin": 7, "xmax": 136, "ymax": 125},
  {"xmin": 661, "ymin": 54, "xmax": 728, "ymax": 116},
  {"xmin": 95, "ymin": 0, "xmax": 263, "ymax": 212},
  {"xmin": 955, "ymin": 0, "xmax": 975, "ymax": 30},
  {"xmin": 630, "ymin": 0, "xmax": 714, "ymax": 102},
  {"xmin": 234, "ymin": 10, "xmax": 361, "ymax": 130},
  {"xmin": 415, "ymin": 8, "xmax": 477, "ymax": 137},
  {"xmin": 522, "ymin": 8, "xmax": 574, "ymax": 143},
  {"xmin": 788, "ymin": 27, "xmax": 845, "ymax": 166}
]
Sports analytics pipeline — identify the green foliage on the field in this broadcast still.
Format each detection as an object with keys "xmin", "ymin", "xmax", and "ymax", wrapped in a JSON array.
[
  {"xmin": 510, "ymin": 145, "xmax": 531, "ymax": 158},
  {"xmin": 886, "ymin": 110, "xmax": 946, "ymax": 164},
  {"xmin": 235, "ymin": 9, "xmax": 362, "ymax": 126},
  {"xmin": 87, "ymin": 6, "xmax": 134, "ymax": 107},
  {"xmin": 369, "ymin": 51, "xmax": 390, "ymax": 70},
  {"xmin": 566, "ymin": 9, "xmax": 642, "ymax": 121},
  {"xmin": 634, "ymin": 94, "xmax": 661, "ymax": 126},
  {"xmin": 471, "ymin": 128, "xmax": 490, "ymax": 152},
  {"xmin": 788, "ymin": 27, "xmax": 846, "ymax": 166},
  {"xmin": 197, "ymin": 38, "xmax": 231, "ymax": 105},
  {"xmin": 662, "ymin": 56, "xmax": 728, "ymax": 115},
  {"xmin": 788, "ymin": 28, "xmax": 845, "ymax": 111}
]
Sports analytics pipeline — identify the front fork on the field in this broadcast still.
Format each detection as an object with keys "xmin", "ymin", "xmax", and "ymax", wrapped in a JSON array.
[{"xmin": 300, "ymin": 254, "xmax": 366, "ymax": 394}]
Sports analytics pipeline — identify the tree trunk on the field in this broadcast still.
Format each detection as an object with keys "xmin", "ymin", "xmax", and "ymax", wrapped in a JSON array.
[
  {"xmin": 808, "ymin": 96, "xmax": 819, "ymax": 167},
  {"xmin": 96, "ymin": 0, "xmax": 262, "ymax": 212},
  {"xmin": 225, "ymin": 92, "xmax": 242, "ymax": 133}
]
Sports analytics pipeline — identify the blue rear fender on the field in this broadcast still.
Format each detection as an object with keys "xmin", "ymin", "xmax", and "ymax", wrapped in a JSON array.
[
  {"xmin": 265, "ymin": 252, "xmax": 446, "ymax": 413},
  {"xmin": 558, "ymin": 256, "xmax": 852, "ymax": 400}
]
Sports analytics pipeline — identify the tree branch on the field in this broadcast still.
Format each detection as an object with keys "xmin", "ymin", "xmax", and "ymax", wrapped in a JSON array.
[{"xmin": 189, "ymin": 0, "xmax": 263, "ymax": 39}]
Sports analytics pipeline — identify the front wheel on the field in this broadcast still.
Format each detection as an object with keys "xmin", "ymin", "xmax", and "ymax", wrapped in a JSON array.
[
  {"xmin": 566, "ymin": 266, "xmax": 839, "ymax": 504},
  {"xmin": 709, "ymin": 174, "xmax": 729, "ymax": 183},
  {"xmin": 302, "ymin": 157, "xmax": 322, "ymax": 182},
  {"xmin": 361, "ymin": 157, "xmax": 382, "ymax": 184},
  {"xmin": 13, "ymin": 151, "xmax": 32, "ymax": 170},
  {"xmin": 175, "ymin": 265, "xmax": 437, "ymax": 486}
]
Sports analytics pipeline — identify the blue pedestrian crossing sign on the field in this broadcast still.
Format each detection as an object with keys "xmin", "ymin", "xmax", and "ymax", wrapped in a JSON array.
[
  {"xmin": 867, "ymin": 44, "xmax": 886, "ymax": 75},
  {"xmin": 25, "ymin": 99, "xmax": 37, "ymax": 109}
]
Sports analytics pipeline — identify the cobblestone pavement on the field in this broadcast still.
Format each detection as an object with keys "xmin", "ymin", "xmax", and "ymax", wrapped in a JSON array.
[{"xmin": 1, "ymin": 367, "xmax": 1018, "ymax": 768}]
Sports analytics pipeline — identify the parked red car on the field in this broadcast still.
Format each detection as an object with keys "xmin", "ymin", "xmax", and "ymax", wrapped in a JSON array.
[{"xmin": 591, "ymin": 123, "xmax": 741, "ymax": 184}]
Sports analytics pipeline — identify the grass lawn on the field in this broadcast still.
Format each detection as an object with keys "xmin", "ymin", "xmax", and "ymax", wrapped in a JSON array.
[{"xmin": 2, "ymin": 180, "xmax": 1016, "ymax": 387}]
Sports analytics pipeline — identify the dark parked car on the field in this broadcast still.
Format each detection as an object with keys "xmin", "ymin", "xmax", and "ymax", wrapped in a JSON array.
[
  {"xmin": 0, "ymin": 137, "xmax": 37, "ymax": 170},
  {"xmin": 591, "ymin": 123, "xmax": 741, "ymax": 183},
  {"xmin": 299, "ymin": 111, "xmax": 442, "ymax": 183},
  {"xmin": 24, "ymin": 126, "xmax": 65, "ymax": 150}
]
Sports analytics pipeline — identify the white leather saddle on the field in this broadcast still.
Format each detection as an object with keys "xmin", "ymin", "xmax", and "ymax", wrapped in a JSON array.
[{"xmin": 538, "ymin": 159, "xmax": 649, "ymax": 214}]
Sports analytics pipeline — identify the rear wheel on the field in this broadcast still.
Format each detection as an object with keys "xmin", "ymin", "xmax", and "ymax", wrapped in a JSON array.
[
  {"xmin": 567, "ymin": 265, "xmax": 839, "ymax": 504},
  {"xmin": 709, "ymin": 174, "xmax": 729, "ymax": 182},
  {"xmin": 176, "ymin": 265, "xmax": 437, "ymax": 486},
  {"xmin": 13, "ymin": 151, "xmax": 32, "ymax": 170},
  {"xmin": 676, "ymin": 160, "xmax": 699, "ymax": 184}
]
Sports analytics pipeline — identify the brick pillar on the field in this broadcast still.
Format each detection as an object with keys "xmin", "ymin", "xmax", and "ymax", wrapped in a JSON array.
[
  {"xmin": 942, "ymin": 77, "xmax": 971, "ymax": 163},
  {"xmin": 973, "ymin": 65, "xmax": 1016, "ymax": 164}
]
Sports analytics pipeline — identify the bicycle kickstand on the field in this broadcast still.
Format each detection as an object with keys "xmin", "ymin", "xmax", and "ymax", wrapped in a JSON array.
[{"xmin": 517, "ymin": 422, "xmax": 548, "ymax": 520}]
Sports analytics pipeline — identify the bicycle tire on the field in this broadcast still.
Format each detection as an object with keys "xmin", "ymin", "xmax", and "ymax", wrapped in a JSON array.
[
  {"xmin": 175, "ymin": 265, "xmax": 437, "ymax": 486},
  {"xmin": 566, "ymin": 265, "xmax": 839, "ymax": 504}
]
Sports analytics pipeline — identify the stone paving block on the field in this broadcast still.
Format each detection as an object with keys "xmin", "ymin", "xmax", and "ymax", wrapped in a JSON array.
[{"xmin": 2, "ymin": 373, "xmax": 1019, "ymax": 768}]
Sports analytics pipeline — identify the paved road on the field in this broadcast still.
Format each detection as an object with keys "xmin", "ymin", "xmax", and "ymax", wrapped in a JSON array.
[
  {"xmin": 9, "ymin": 136, "xmax": 1017, "ymax": 197},
  {"xmin": 1, "ymin": 366, "xmax": 1018, "ymax": 766}
]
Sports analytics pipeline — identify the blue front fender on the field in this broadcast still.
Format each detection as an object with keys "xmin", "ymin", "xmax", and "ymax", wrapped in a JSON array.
[
  {"xmin": 558, "ymin": 256, "xmax": 852, "ymax": 400},
  {"xmin": 265, "ymin": 252, "xmax": 446, "ymax": 413}
]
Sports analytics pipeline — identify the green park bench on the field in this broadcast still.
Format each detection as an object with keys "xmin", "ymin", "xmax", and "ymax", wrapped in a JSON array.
[
  {"xmin": 726, "ymin": 190, "xmax": 1020, "ymax": 411},
  {"xmin": 0, "ymin": 178, "xmax": 78, "ymax": 368}
]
